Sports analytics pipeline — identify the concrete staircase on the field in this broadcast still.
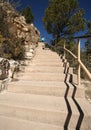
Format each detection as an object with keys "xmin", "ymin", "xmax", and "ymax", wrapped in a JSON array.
[{"xmin": 0, "ymin": 42, "xmax": 91, "ymax": 130}]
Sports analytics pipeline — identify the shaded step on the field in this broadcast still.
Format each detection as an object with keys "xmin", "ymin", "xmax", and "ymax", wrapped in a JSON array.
[{"xmin": 8, "ymin": 81, "xmax": 85, "ymax": 98}]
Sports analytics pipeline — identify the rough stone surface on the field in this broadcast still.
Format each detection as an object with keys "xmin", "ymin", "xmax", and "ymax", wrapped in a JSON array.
[{"xmin": 0, "ymin": 1, "xmax": 40, "ymax": 46}]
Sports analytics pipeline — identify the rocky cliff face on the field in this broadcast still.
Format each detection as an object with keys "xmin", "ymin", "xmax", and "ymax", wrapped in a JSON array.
[
  {"xmin": 0, "ymin": 1, "xmax": 40, "ymax": 46},
  {"xmin": 0, "ymin": 1, "xmax": 40, "ymax": 83},
  {"xmin": 13, "ymin": 16, "xmax": 40, "ymax": 45}
]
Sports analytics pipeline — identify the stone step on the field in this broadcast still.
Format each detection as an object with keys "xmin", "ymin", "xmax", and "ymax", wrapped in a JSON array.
[
  {"xmin": 30, "ymin": 58, "xmax": 63, "ymax": 63},
  {"xmin": 0, "ymin": 93, "xmax": 77, "ymax": 128},
  {"xmin": 35, "ymin": 52, "xmax": 59, "ymax": 55},
  {"xmin": 0, "ymin": 116, "xmax": 66, "ymax": 130},
  {"xmin": 34, "ymin": 57, "xmax": 61, "ymax": 61},
  {"xmin": 8, "ymin": 81, "xmax": 85, "ymax": 98},
  {"xmin": 24, "ymin": 66, "xmax": 73, "ymax": 74},
  {"xmin": 34, "ymin": 53, "xmax": 60, "ymax": 58},
  {"xmin": 22, "ymin": 63, "xmax": 60, "ymax": 71},
  {"xmin": 14, "ymin": 72, "xmax": 65, "ymax": 81},
  {"xmin": 35, "ymin": 50, "xmax": 59, "ymax": 53},
  {"xmin": 21, "ymin": 60, "xmax": 63, "ymax": 67},
  {"xmin": 24, "ymin": 66, "xmax": 65, "ymax": 73},
  {"xmin": 68, "ymin": 98, "xmax": 91, "ymax": 130},
  {"xmin": 0, "ymin": 42, "xmax": 90, "ymax": 130},
  {"xmin": 0, "ymin": 93, "xmax": 91, "ymax": 129},
  {"xmin": 33, "ymin": 59, "xmax": 61, "ymax": 62},
  {"xmin": 0, "ymin": 93, "xmax": 68, "ymax": 126},
  {"xmin": 29, "ymin": 62, "xmax": 63, "ymax": 67},
  {"xmin": 34, "ymin": 53, "xmax": 60, "ymax": 60}
]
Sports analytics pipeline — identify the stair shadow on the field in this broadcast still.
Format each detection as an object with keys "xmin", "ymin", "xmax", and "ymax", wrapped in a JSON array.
[
  {"xmin": 64, "ymin": 71, "xmax": 72, "ymax": 130},
  {"xmin": 64, "ymin": 70, "xmax": 84, "ymax": 130},
  {"xmin": 70, "ymin": 77, "xmax": 84, "ymax": 130}
]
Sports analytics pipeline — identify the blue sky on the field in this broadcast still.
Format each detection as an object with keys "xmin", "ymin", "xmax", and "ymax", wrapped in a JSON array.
[
  {"xmin": 18, "ymin": 0, "xmax": 50, "ymax": 42},
  {"xmin": 78, "ymin": 0, "xmax": 91, "ymax": 21},
  {"xmin": 18, "ymin": 0, "xmax": 91, "ymax": 44}
]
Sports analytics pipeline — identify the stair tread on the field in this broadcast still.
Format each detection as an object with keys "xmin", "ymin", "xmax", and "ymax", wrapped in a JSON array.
[
  {"xmin": 0, "ymin": 42, "xmax": 91, "ymax": 129},
  {"xmin": 0, "ymin": 92, "xmax": 90, "ymax": 115},
  {"xmin": 76, "ymin": 98, "xmax": 91, "ymax": 115},
  {"xmin": 29, "ymin": 63, "xmax": 63, "ymax": 66},
  {"xmin": 8, "ymin": 80, "xmax": 84, "ymax": 90},
  {"xmin": 0, "ymin": 116, "xmax": 65, "ymax": 130},
  {"xmin": 0, "ymin": 92, "xmax": 67, "ymax": 112},
  {"xmin": 24, "ymin": 66, "xmax": 64, "ymax": 72},
  {"xmin": 9, "ymin": 81, "xmax": 66, "ymax": 86},
  {"xmin": 15, "ymin": 72, "xmax": 65, "ymax": 81}
]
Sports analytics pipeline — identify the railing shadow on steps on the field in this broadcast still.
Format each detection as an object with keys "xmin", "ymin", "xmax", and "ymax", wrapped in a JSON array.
[
  {"xmin": 64, "ymin": 67, "xmax": 72, "ymax": 130},
  {"xmin": 71, "ymin": 81, "xmax": 84, "ymax": 130},
  {"xmin": 63, "ymin": 66, "xmax": 84, "ymax": 130},
  {"xmin": 61, "ymin": 35, "xmax": 91, "ymax": 129},
  {"xmin": 62, "ymin": 35, "xmax": 91, "ymax": 129},
  {"xmin": 63, "ymin": 35, "xmax": 91, "ymax": 86}
]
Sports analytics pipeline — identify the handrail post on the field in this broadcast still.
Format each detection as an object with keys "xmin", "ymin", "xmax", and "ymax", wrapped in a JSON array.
[{"xmin": 78, "ymin": 39, "xmax": 81, "ymax": 87}]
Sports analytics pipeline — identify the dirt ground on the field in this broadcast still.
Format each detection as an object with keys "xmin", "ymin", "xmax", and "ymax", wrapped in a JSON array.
[{"xmin": 83, "ymin": 81, "xmax": 91, "ymax": 102}]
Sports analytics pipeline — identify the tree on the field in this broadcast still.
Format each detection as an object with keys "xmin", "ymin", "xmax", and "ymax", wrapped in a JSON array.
[
  {"xmin": 21, "ymin": 5, "xmax": 34, "ymax": 24},
  {"xmin": 0, "ymin": 5, "xmax": 9, "ymax": 37},
  {"xmin": 85, "ymin": 22, "xmax": 91, "ymax": 60},
  {"xmin": 43, "ymin": 0, "xmax": 86, "ymax": 42},
  {"xmin": 2, "ymin": 0, "xmax": 21, "ymax": 9}
]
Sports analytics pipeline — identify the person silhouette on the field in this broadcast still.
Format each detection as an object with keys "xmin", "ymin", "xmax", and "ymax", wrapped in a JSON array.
[{"xmin": 41, "ymin": 36, "xmax": 45, "ymax": 42}]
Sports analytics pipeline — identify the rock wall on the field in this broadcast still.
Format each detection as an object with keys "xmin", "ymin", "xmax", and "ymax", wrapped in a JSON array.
[
  {"xmin": 0, "ymin": 1, "xmax": 40, "ymax": 46},
  {"xmin": 13, "ymin": 16, "xmax": 40, "ymax": 45},
  {"xmin": 0, "ymin": 1, "xmax": 40, "ymax": 90}
]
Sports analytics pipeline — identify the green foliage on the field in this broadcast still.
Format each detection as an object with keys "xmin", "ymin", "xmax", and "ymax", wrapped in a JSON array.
[
  {"xmin": 85, "ymin": 40, "xmax": 91, "ymax": 56},
  {"xmin": 85, "ymin": 22, "xmax": 91, "ymax": 59},
  {"xmin": 43, "ymin": 0, "xmax": 86, "ymax": 42},
  {"xmin": 87, "ymin": 21, "xmax": 91, "ymax": 34},
  {"xmin": 86, "ymin": 22, "xmax": 91, "ymax": 55},
  {"xmin": 2, "ymin": 0, "xmax": 21, "ymax": 9},
  {"xmin": 0, "ymin": 38, "xmax": 25, "ymax": 60},
  {"xmin": 83, "ymin": 21, "xmax": 91, "ymax": 74},
  {"xmin": 21, "ymin": 5, "xmax": 34, "ymax": 23},
  {"xmin": 0, "ymin": 34, "xmax": 5, "ymax": 44},
  {"xmin": 0, "ymin": 6, "xmax": 9, "ymax": 37}
]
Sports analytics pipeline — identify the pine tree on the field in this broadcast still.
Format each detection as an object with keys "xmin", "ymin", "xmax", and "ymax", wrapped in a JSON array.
[
  {"xmin": 21, "ymin": 5, "xmax": 34, "ymax": 24},
  {"xmin": 85, "ymin": 22, "xmax": 91, "ymax": 59},
  {"xmin": 43, "ymin": 0, "xmax": 86, "ymax": 42}
]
